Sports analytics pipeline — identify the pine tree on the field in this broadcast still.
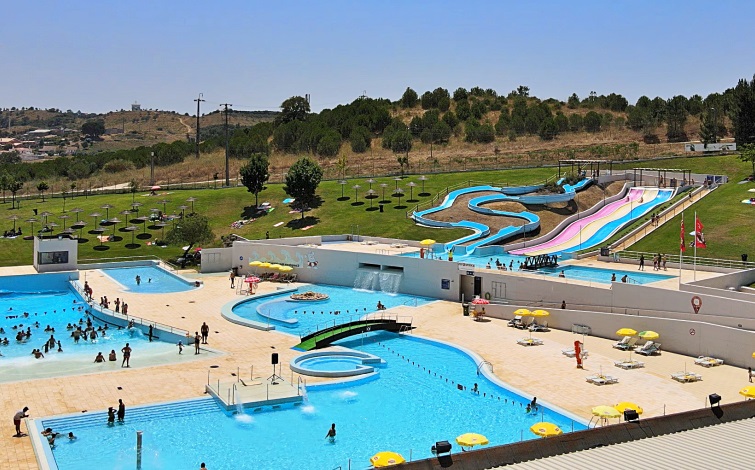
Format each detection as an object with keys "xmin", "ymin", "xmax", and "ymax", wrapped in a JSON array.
[{"xmin": 732, "ymin": 75, "xmax": 755, "ymax": 145}]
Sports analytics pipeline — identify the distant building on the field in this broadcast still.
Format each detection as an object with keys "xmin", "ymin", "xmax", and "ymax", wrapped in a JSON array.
[{"xmin": 132, "ymin": 101, "xmax": 141, "ymax": 111}]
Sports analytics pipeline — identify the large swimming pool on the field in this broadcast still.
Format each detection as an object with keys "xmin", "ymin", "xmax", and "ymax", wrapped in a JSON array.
[
  {"xmin": 43, "ymin": 332, "xmax": 586, "ymax": 469},
  {"xmin": 0, "ymin": 273, "xmax": 182, "ymax": 382},
  {"xmin": 232, "ymin": 284, "xmax": 433, "ymax": 332},
  {"xmin": 100, "ymin": 264, "xmax": 196, "ymax": 293}
]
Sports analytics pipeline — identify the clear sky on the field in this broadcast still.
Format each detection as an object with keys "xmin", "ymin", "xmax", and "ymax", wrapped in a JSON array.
[{"xmin": 2, "ymin": 1, "xmax": 753, "ymax": 115}]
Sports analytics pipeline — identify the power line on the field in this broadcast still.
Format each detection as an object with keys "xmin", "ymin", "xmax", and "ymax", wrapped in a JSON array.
[
  {"xmin": 219, "ymin": 103, "xmax": 232, "ymax": 186},
  {"xmin": 193, "ymin": 93, "xmax": 205, "ymax": 159}
]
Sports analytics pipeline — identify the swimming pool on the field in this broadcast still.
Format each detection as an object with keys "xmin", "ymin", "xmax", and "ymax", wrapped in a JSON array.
[
  {"xmin": 42, "ymin": 332, "xmax": 586, "ymax": 469},
  {"xmin": 100, "ymin": 264, "xmax": 196, "ymax": 293},
  {"xmin": 0, "ymin": 273, "xmax": 184, "ymax": 382},
  {"xmin": 231, "ymin": 284, "xmax": 433, "ymax": 332},
  {"xmin": 537, "ymin": 265, "xmax": 674, "ymax": 284}
]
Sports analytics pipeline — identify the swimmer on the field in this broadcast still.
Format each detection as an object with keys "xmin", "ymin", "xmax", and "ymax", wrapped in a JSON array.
[
  {"xmin": 107, "ymin": 407, "xmax": 115, "ymax": 425},
  {"xmin": 472, "ymin": 383, "xmax": 479, "ymax": 394},
  {"xmin": 94, "ymin": 352, "xmax": 105, "ymax": 363},
  {"xmin": 325, "ymin": 423, "xmax": 336, "ymax": 442},
  {"xmin": 109, "ymin": 350, "xmax": 117, "ymax": 361},
  {"xmin": 68, "ymin": 432, "xmax": 76, "ymax": 440}
]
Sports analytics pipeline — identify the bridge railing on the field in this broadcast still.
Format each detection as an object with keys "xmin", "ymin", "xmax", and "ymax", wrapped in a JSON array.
[{"xmin": 298, "ymin": 313, "xmax": 413, "ymax": 341}]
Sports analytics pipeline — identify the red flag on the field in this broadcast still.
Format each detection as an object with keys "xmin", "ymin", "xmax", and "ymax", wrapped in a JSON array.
[
  {"xmin": 695, "ymin": 215, "xmax": 706, "ymax": 248},
  {"xmin": 680, "ymin": 219, "xmax": 686, "ymax": 252}
]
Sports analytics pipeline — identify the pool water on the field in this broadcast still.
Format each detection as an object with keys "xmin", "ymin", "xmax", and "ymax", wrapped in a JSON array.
[
  {"xmin": 302, "ymin": 356, "xmax": 367, "ymax": 371},
  {"xmin": 232, "ymin": 284, "xmax": 433, "ymax": 332},
  {"xmin": 0, "ymin": 273, "xmax": 180, "ymax": 382},
  {"xmin": 46, "ymin": 332, "xmax": 585, "ymax": 470},
  {"xmin": 537, "ymin": 265, "xmax": 673, "ymax": 284},
  {"xmin": 100, "ymin": 265, "xmax": 195, "ymax": 293}
]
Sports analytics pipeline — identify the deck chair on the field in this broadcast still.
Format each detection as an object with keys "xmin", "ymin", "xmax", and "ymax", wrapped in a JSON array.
[
  {"xmin": 636, "ymin": 342, "xmax": 661, "ymax": 356},
  {"xmin": 614, "ymin": 337, "xmax": 637, "ymax": 350},
  {"xmin": 530, "ymin": 321, "xmax": 549, "ymax": 332},
  {"xmin": 507, "ymin": 316, "xmax": 523, "ymax": 328}
]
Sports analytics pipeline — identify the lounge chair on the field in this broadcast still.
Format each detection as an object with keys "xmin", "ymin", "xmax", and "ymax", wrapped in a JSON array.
[
  {"xmin": 635, "ymin": 342, "xmax": 661, "ymax": 356},
  {"xmin": 671, "ymin": 371, "xmax": 702, "ymax": 383},
  {"xmin": 694, "ymin": 356, "xmax": 724, "ymax": 367},
  {"xmin": 518, "ymin": 318, "xmax": 534, "ymax": 330},
  {"xmin": 613, "ymin": 337, "xmax": 638, "ymax": 350},
  {"xmin": 529, "ymin": 321, "xmax": 549, "ymax": 332},
  {"xmin": 614, "ymin": 359, "xmax": 645, "ymax": 369},
  {"xmin": 586, "ymin": 375, "xmax": 619, "ymax": 385},
  {"xmin": 517, "ymin": 338, "xmax": 543, "ymax": 346},
  {"xmin": 507, "ymin": 316, "xmax": 523, "ymax": 328},
  {"xmin": 562, "ymin": 348, "xmax": 588, "ymax": 358}
]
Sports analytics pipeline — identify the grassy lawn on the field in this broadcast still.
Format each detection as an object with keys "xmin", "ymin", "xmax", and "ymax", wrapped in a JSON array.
[
  {"xmin": 0, "ymin": 167, "xmax": 554, "ymax": 267},
  {"xmin": 627, "ymin": 155, "xmax": 754, "ymax": 260},
  {"xmin": 1, "ymin": 155, "xmax": 750, "ymax": 267}
]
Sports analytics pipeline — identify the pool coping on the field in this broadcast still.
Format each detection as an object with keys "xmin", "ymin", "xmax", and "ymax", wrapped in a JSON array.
[
  {"xmin": 91, "ymin": 261, "xmax": 202, "ymax": 293},
  {"xmin": 290, "ymin": 349, "xmax": 384, "ymax": 377},
  {"xmin": 220, "ymin": 286, "xmax": 299, "ymax": 331}
]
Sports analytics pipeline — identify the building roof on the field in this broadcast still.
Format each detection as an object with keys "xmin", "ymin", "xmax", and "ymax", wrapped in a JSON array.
[{"xmin": 497, "ymin": 418, "xmax": 755, "ymax": 469}]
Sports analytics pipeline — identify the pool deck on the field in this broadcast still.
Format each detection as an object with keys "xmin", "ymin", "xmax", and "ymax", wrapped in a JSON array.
[{"xmin": 0, "ymin": 262, "xmax": 738, "ymax": 469}]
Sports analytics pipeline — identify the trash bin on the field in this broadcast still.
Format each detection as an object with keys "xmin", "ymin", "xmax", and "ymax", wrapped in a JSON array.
[
  {"xmin": 600, "ymin": 247, "xmax": 610, "ymax": 257},
  {"xmin": 379, "ymin": 204, "xmax": 384, "ymax": 213},
  {"xmin": 462, "ymin": 303, "xmax": 470, "ymax": 316},
  {"xmin": 742, "ymin": 254, "xmax": 749, "ymax": 262}
]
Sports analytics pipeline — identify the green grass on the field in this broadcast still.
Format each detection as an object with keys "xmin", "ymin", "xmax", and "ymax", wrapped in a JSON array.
[{"xmin": 2, "ymin": 155, "xmax": 751, "ymax": 267}]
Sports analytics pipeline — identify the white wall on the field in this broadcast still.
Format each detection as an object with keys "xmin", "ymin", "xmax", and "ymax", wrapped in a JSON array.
[{"xmin": 35, "ymin": 237, "xmax": 78, "ymax": 272}]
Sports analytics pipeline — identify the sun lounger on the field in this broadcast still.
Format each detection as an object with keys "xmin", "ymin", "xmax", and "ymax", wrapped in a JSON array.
[
  {"xmin": 562, "ymin": 348, "xmax": 588, "ymax": 358},
  {"xmin": 586, "ymin": 375, "xmax": 619, "ymax": 385},
  {"xmin": 507, "ymin": 316, "xmax": 523, "ymax": 328},
  {"xmin": 635, "ymin": 342, "xmax": 661, "ymax": 356},
  {"xmin": 529, "ymin": 321, "xmax": 549, "ymax": 332},
  {"xmin": 517, "ymin": 338, "xmax": 543, "ymax": 346},
  {"xmin": 694, "ymin": 356, "xmax": 724, "ymax": 367},
  {"xmin": 671, "ymin": 372, "xmax": 702, "ymax": 383},
  {"xmin": 614, "ymin": 360, "xmax": 645, "ymax": 369},
  {"xmin": 613, "ymin": 337, "xmax": 638, "ymax": 350},
  {"xmin": 517, "ymin": 318, "xmax": 534, "ymax": 330}
]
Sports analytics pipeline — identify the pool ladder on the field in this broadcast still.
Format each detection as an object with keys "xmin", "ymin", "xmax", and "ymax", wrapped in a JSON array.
[{"xmin": 476, "ymin": 360, "xmax": 493, "ymax": 376}]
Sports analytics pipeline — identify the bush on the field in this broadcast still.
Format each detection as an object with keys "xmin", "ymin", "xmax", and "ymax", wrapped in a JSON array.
[{"xmin": 102, "ymin": 159, "xmax": 136, "ymax": 173}]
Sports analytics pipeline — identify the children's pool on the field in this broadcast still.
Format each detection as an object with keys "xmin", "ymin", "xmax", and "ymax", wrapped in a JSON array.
[
  {"xmin": 0, "ymin": 273, "xmax": 184, "ymax": 382},
  {"xmin": 232, "ymin": 284, "xmax": 433, "ymax": 332},
  {"xmin": 100, "ymin": 265, "xmax": 195, "ymax": 293},
  {"xmin": 537, "ymin": 265, "xmax": 674, "ymax": 284},
  {"xmin": 43, "ymin": 332, "xmax": 586, "ymax": 470}
]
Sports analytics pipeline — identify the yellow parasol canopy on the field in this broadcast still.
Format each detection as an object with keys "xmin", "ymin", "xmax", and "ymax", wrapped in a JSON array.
[
  {"xmin": 513, "ymin": 308, "xmax": 532, "ymax": 316},
  {"xmin": 614, "ymin": 402, "xmax": 644, "ymax": 415},
  {"xmin": 752, "ymin": 352, "xmax": 755, "ymax": 359},
  {"xmin": 259, "ymin": 262, "xmax": 272, "ymax": 268},
  {"xmin": 739, "ymin": 386, "xmax": 755, "ymax": 399},
  {"xmin": 420, "ymin": 239, "xmax": 436, "ymax": 246},
  {"xmin": 616, "ymin": 328, "xmax": 637, "ymax": 337},
  {"xmin": 455, "ymin": 433, "xmax": 489, "ymax": 447},
  {"xmin": 638, "ymin": 331, "xmax": 659, "ymax": 340},
  {"xmin": 530, "ymin": 309, "xmax": 550, "ymax": 317},
  {"xmin": 591, "ymin": 405, "xmax": 621, "ymax": 418},
  {"xmin": 269, "ymin": 264, "xmax": 283, "ymax": 270},
  {"xmin": 248, "ymin": 260, "xmax": 263, "ymax": 266},
  {"xmin": 530, "ymin": 422, "xmax": 562, "ymax": 438},
  {"xmin": 279, "ymin": 266, "xmax": 294, "ymax": 272},
  {"xmin": 370, "ymin": 451, "xmax": 405, "ymax": 468}
]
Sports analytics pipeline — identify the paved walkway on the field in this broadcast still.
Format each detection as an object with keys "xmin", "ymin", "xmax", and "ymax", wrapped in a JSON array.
[{"xmin": 1, "ymin": 265, "xmax": 748, "ymax": 469}]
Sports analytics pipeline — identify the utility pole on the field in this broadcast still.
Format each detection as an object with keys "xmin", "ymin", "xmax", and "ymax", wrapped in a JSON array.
[
  {"xmin": 220, "ymin": 103, "xmax": 232, "ymax": 186},
  {"xmin": 194, "ymin": 93, "xmax": 204, "ymax": 159}
]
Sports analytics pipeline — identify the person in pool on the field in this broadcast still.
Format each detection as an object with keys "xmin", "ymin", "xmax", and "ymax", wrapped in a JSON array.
[
  {"xmin": 325, "ymin": 423, "xmax": 336, "ymax": 442},
  {"xmin": 94, "ymin": 352, "xmax": 105, "ymax": 363}
]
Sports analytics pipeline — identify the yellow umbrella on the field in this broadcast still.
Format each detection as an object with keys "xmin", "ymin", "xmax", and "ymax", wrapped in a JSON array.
[
  {"xmin": 248, "ymin": 260, "xmax": 263, "ymax": 267},
  {"xmin": 370, "ymin": 451, "xmax": 405, "ymax": 468},
  {"xmin": 269, "ymin": 264, "xmax": 283, "ymax": 270},
  {"xmin": 513, "ymin": 308, "xmax": 532, "ymax": 316},
  {"xmin": 259, "ymin": 262, "xmax": 272, "ymax": 268},
  {"xmin": 530, "ymin": 422, "xmax": 562, "ymax": 438},
  {"xmin": 279, "ymin": 266, "xmax": 294, "ymax": 272},
  {"xmin": 752, "ymin": 352, "xmax": 755, "ymax": 359},
  {"xmin": 739, "ymin": 386, "xmax": 755, "ymax": 399},
  {"xmin": 616, "ymin": 328, "xmax": 637, "ymax": 337},
  {"xmin": 638, "ymin": 331, "xmax": 659, "ymax": 340},
  {"xmin": 591, "ymin": 405, "xmax": 621, "ymax": 418},
  {"xmin": 420, "ymin": 239, "xmax": 436, "ymax": 245},
  {"xmin": 614, "ymin": 402, "xmax": 644, "ymax": 415},
  {"xmin": 530, "ymin": 309, "xmax": 550, "ymax": 317},
  {"xmin": 455, "ymin": 433, "xmax": 489, "ymax": 447}
]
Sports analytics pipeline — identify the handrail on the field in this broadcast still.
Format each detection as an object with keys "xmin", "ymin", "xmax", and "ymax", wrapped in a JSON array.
[
  {"xmin": 476, "ymin": 360, "xmax": 493, "ymax": 375},
  {"xmin": 617, "ymin": 250, "xmax": 755, "ymax": 270}
]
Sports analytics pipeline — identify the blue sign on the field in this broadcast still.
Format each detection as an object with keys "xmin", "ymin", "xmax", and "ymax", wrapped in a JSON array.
[
  {"xmin": 239, "ymin": 256, "xmax": 244, "ymax": 261},
  {"xmin": 441, "ymin": 279, "xmax": 450, "ymax": 290}
]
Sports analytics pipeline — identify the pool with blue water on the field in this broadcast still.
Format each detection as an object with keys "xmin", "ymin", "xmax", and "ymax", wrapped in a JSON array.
[
  {"xmin": 232, "ymin": 284, "xmax": 433, "ymax": 332},
  {"xmin": 100, "ymin": 264, "xmax": 195, "ymax": 293},
  {"xmin": 0, "ymin": 273, "xmax": 183, "ymax": 382},
  {"xmin": 45, "ymin": 331, "xmax": 586, "ymax": 470}
]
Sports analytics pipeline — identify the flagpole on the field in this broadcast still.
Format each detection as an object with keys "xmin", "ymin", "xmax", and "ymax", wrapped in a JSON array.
[
  {"xmin": 693, "ymin": 211, "xmax": 697, "ymax": 281},
  {"xmin": 679, "ymin": 211, "xmax": 684, "ymax": 287}
]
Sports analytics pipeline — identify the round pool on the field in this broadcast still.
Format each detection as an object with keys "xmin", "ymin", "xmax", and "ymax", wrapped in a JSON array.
[{"xmin": 291, "ymin": 350, "xmax": 384, "ymax": 377}]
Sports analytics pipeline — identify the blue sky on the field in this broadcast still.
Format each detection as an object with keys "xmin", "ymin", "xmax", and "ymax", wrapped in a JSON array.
[{"xmin": 2, "ymin": 1, "xmax": 753, "ymax": 115}]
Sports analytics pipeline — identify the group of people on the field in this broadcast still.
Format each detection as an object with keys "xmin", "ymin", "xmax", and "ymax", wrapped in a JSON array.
[
  {"xmin": 107, "ymin": 399, "xmax": 127, "ymax": 425},
  {"xmin": 485, "ymin": 258, "xmax": 512, "ymax": 271},
  {"xmin": 611, "ymin": 273, "xmax": 630, "ymax": 283},
  {"xmin": 652, "ymin": 253, "xmax": 668, "ymax": 271},
  {"xmin": 183, "ymin": 322, "xmax": 210, "ymax": 355},
  {"xmin": 3, "ymin": 227, "xmax": 22, "ymax": 238},
  {"xmin": 14, "ymin": 406, "xmax": 76, "ymax": 445}
]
